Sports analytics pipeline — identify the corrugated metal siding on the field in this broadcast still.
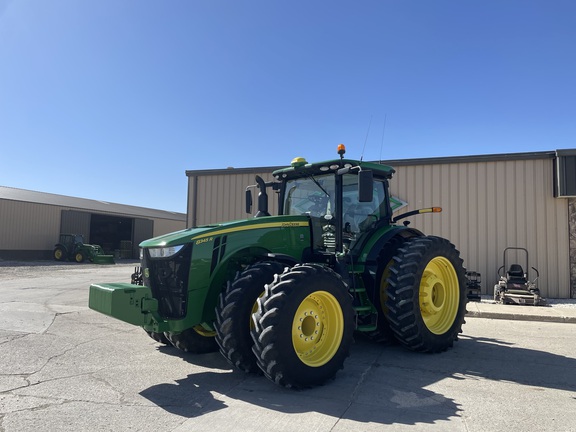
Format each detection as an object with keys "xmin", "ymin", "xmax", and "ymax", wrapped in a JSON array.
[
  {"xmin": 60, "ymin": 210, "xmax": 91, "ymax": 240},
  {"xmin": 189, "ymin": 172, "xmax": 277, "ymax": 226},
  {"xmin": 389, "ymin": 158, "xmax": 570, "ymax": 298},
  {"xmin": 0, "ymin": 200, "xmax": 61, "ymax": 249},
  {"xmin": 152, "ymin": 218, "xmax": 186, "ymax": 237},
  {"xmin": 0, "ymin": 199, "xmax": 187, "ymax": 253},
  {"xmin": 134, "ymin": 218, "xmax": 154, "ymax": 256}
]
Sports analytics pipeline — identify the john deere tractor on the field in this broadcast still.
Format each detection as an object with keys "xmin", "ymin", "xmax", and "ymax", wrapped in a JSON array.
[
  {"xmin": 54, "ymin": 234, "xmax": 115, "ymax": 264},
  {"xmin": 89, "ymin": 145, "xmax": 467, "ymax": 389}
]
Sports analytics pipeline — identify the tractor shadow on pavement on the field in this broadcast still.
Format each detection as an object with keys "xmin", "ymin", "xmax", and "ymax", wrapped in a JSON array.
[
  {"xmin": 453, "ymin": 334, "xmax": 576, "ymax": 393},
  {"xmin": 139, "ymin": 334, "xmax": 576, "ymax": 426},
  {"xmin": 139, "ymin": 339, "xmax": 460, "ymax": 425}
]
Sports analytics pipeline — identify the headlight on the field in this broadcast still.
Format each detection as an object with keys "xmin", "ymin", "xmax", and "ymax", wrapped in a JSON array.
[{"xmin": 148, "ymin": 245, "xmax": 184, "ymax": 258}]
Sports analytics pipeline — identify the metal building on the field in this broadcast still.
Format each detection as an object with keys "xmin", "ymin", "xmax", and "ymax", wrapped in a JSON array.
[
  {"xmin": 186, "ymin": 150, "xmax": 576, "ymax": 299},
  {"xmin": 0, "ymin": 186, "xmax": 186, "ymax": 260}
]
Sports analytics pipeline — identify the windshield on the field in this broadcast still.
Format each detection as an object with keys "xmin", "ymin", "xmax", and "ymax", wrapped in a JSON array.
[
  {"xmin": 284, "ymin": 174, "xmax": 335, "ymax": 217},
  {"xmin": 283, "ymin": 173, "xmax": 390, "ymax": 231}
]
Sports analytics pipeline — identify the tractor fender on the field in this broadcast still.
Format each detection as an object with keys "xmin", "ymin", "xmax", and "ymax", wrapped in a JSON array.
[
  {"xmin": 355, "ymin": 226, "xmax": 424, "ymax": 287},
  {"xmin": 200, "ymin": 246, "xmax": 300, "ymax": 325},
  {"xmin": 360, "ymin": 226, "xmax": 424, "ymax": 267},
  {"xmin": 54, "ymin": 243, "xmax": 68, "ymax": 251}
]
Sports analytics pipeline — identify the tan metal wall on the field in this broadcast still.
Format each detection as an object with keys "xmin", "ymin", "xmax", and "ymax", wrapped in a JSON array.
[
  {"xmin": 187, "ymin": 157, "xmax": 571, "ymax": 298},
  {"xmin": 0, "ymin": 200, "xmax": 186, "ymax": 252},
  {"xmin": 187, "ymin": 171, "xmax": 277, "ymax": 226},
  {"xmin": 153, "ymin": 218, "xmax": 187, "ymax": 237},
  {"xmin": 0, "ymin": 200, "xmax": 61, "ymax": 250}
]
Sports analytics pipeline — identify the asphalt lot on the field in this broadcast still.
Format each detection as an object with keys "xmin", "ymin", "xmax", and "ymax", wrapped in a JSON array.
[{"xmin": 1, "ymin": 261, "xmax": 575, "ymax": 432}]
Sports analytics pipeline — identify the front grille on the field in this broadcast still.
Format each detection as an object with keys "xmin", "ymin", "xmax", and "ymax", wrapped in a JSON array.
[{"xmin": 144, "ymin": 244, "xmax": 192, "ymax": 319}]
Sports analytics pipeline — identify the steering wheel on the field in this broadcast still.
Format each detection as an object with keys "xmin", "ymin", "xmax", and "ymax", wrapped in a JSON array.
[{"xmin": 308, "ymin": 193, "xmax": 327, "ymax": 204}]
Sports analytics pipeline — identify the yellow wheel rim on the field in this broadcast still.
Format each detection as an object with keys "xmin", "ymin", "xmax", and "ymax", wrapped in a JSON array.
[
  {"xmin": 292, "ymin": 291, "xmax": 344, "ymax": 367},
  {"xmin": 193, "ymin": 325, "xmax": 216, "ymax": 337},
  {"xmin": 419, "ymin": 257, "xmax": 460, "ymax": 335},
  {"xmin": 250, "ymin": 292, "xmax": 265, "ymax": 330},
  {"xmin": 75, "ymin": 253, "xmax": 83, "ymax": 262},
  {"xmin": 55, "ymin": 250, "xmax": 62, "ymax": 260},
  {"xmin": 379, "ymin": 259, "xmax": 394, "ymax": 313}
]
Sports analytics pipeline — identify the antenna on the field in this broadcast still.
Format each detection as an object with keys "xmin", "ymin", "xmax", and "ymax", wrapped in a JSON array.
[
  {"xmin": 379, "ymin": 114, "xmax": 387, "ymax": 163},
  {"xmin": 360, "ymin": 115, "xmax": 372, "ymax": 162}
]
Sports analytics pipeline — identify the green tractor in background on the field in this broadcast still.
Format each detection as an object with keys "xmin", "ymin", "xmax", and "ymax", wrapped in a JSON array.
[
  {"xmin": 54, "ymin": 234, "xmax": 115, "ymax": 264},
  {"xmin": 89, "ymin": 145, "xmax": 467, "ymax": 389}
]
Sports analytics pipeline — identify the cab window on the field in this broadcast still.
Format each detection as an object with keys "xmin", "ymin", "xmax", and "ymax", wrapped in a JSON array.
[{"xmin": 342, "ymin": 175, "xmax": 389, "ymax": 234}]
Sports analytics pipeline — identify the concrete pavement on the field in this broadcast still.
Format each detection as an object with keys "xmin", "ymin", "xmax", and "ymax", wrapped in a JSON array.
[{"xmin": 1, "ymin": 262, "xmax": 576, "ymax": 432}]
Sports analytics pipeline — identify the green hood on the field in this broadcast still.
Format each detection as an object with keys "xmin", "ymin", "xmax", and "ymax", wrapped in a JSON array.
[{"xmin": 139, "ymin": 215, "xmax": 310, "ymax": 248}]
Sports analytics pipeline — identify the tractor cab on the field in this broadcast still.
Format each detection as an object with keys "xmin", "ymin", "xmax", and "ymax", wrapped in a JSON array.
[
  {"xmin": 247, "ymin": 144, "xmax": 395, "ymax": 255},
  {"xmin": 59, "ymin": 234, "xmax": 85, "ymax": 250}
]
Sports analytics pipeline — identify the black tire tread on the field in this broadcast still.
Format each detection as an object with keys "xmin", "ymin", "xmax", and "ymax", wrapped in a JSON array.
[
  {"xmin": 251, "ymin": 263, "xmax": 355, "ymax": 389},
  {"xmin": 165, "ymin": 328, "xmax": 219, "ymax": 354},
  {"xmin": 145, "ymin": 330, "xmax": 171, "ymax": 345}
]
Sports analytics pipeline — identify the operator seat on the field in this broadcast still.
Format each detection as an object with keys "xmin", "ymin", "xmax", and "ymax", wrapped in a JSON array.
[
  {"xmin": 345, "ymin": 204, "xmax": 374, "ymax": 233},
  {"xmin": 506, "ymin": 264, "xmax": 527, "ymax": 284}
]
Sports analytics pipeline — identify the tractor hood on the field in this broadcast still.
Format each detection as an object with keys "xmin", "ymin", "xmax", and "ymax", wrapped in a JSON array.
[{"xmin": 139, "ymin": 215, "xmax": 310, "ymax": 248}]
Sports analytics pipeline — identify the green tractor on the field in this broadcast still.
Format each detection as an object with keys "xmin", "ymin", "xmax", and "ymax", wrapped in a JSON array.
[
  {"xmin": 54, "ymin": 234, "xmax": 115, "ymax": 264},
  {"xmin": 89, "ymin": 145, "xmax": 467, "ymax": 389}
]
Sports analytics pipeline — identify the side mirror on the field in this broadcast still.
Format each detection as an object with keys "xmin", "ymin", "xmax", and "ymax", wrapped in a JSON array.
[
  {"xmin": 358, "ymin": 170, "xmax": 373, "ymax": 202},
  {"xmin": 245, "ymin": 189, "xmax": 253, "ymax": 214}
]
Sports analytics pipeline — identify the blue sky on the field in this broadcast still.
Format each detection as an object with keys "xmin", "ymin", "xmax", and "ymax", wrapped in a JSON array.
[{"xmin": 1, "ymin": 1, "xmax": 575, "ymax": 213}]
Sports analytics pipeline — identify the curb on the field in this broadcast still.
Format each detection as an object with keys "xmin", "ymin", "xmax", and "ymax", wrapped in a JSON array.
[{"xmin": 466, "ymin": 309, "xmax": 576, "ymax": 324}]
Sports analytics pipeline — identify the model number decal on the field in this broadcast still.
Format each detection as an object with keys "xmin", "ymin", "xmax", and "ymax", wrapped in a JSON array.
[{"xmin": 195, "ymin": 237, "xmax": 214, "ymax": 245}]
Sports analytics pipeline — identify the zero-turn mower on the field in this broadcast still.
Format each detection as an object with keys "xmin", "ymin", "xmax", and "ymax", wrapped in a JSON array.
[{"xmin": 493, "ymin": 247, "xmax": 545, "ymax": 306}]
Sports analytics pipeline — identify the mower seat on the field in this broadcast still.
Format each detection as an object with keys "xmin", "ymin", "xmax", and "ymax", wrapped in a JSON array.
[{"xmin": 506, "ymin": 264, "xmax": 527, "ymax": 285}]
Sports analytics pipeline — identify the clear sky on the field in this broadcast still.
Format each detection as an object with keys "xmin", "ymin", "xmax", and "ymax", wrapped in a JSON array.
[{"xmin": 1, "ymin": 1, "xmax": 575, "ymax": 214}]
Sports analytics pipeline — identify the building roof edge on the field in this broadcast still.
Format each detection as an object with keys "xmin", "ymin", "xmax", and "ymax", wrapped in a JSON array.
[{"xmin": 185, "ymin": 150, "xmax": 561, "ymax": 176}]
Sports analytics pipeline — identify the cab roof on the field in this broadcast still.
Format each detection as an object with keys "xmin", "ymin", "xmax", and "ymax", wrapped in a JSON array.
[{"xmin": 272, "ymin": 158, "xmax": 395, "ymax": 180}]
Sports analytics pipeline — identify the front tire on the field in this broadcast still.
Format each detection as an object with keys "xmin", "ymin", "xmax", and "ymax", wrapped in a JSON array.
[
  {"xmin": 251, "ymin": 264, "xmax": 355, "ymax": 389},
  {"xmin": 145, "ymin": 330, "xmax": 171, "ymax": 345},
  {"xmin": 215, "ymin": 261, "xmax": 286, "ymax": 373},
  {"xmin": 386, "ymin": 236, "xmax": 467, "ymax": 353},
  {"xmin": 494, "ymin": 285, "xmax": 503, "ymax": 303},
  {"xmin": 165, "ymin": 326, "xmax": 219, "ymax": 354}
]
